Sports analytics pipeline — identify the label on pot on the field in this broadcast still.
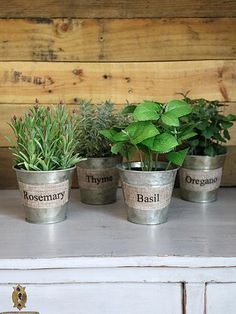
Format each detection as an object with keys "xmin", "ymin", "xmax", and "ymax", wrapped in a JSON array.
[
  {"xmin": 77, "ymin": 167, "xmax": 119, "ymax": 190},
  {"xmin": 179, "ymin": 168, "xmax": 222, "ymax": 192},
  {"xmin": 18, "ymin": 180, "xmax": 69, "ymax": 209},
  {"xmin": 122, "ymin": 182, "xmax": 174, "ymax": 211}
]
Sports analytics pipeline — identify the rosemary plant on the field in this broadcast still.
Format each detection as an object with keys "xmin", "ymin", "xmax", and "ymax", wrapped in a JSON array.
[
  {"xmin": 8, "ymin": 103, "xmax": 83, "ymax": 171},
  {"xmin": 77, "ymin": 100, "xmax": 126, "ymax": 158}
]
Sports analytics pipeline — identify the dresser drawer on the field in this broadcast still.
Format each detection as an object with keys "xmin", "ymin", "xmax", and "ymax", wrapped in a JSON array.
[
  {"xmin": 207, "ymin": 283, "xmax": 236, "ymax": 314},
  {"xmin": 0, "ymin": 283, "xmax": 182, "ymax": 314}
]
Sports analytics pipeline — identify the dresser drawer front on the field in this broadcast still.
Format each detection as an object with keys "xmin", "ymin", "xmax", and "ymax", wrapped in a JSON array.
[
  {"xmin": 207, "ymin": 283, "xmax": 236, "ymax": 314},
  {"xmin": 0, "ymin": 283, "xmax": 182, "ymax": 314}
]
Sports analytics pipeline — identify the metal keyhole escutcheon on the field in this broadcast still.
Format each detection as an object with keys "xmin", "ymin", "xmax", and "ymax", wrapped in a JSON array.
[{"xmin": 12, "ymin": 285, "xmax": 27, "ymax": 310}]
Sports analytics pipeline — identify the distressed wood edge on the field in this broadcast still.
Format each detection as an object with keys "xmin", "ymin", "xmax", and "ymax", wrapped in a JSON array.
[{"xmin": 0, "ymin": 1, "xmax": 236, "ymax": 18}]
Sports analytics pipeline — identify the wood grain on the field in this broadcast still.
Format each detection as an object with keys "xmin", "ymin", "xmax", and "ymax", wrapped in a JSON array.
[
  {"xmin": 0, "ymin": 1, "xmax": 236, "ymax": 18},
  {"xmin": 0, "ymin": 60, "xmax": 236, "ymax": 104},
  {"xmin": 0, "ymin": 18, "xmax": 236, "ymax": 62},
  {"xmin": 0, "ymin": 148, "xmax": 16, "ymax": 188}
]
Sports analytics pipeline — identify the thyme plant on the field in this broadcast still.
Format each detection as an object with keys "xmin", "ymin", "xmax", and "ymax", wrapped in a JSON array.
[
  {"xmin": 77, "ymin": 100, "xmax": 126, "ymax": 158},
  {"xmin": 182, "ymin": 95, "xmax": 236, "ymax": 156},
  {"xmin": 100, "ymin": 100, "xmax": 196, "ymax": 171},
  {"xmin": 8, "ymin": 103, "xmax": 82, "ymax": 171}
]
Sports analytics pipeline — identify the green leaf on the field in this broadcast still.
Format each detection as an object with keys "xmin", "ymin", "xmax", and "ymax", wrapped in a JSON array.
[
  {"xmin": 167, "ymin": 148, "xmax": 189, "ymax": 166},
  {"xmin": 189, "ymin": 138, "xmax": 199, "ymax": 147},
  {"xmin": 113, "ymin": 131, "xmax": 129, "ymax": 142},
  {"xmin": 122, "ymin": 105, "xmax": 137, "ymax": 114},
  {"xmin": 161, "ymin": 111, "xmax": 179, "ymax": 127},
  {"xmin": 221, "ymin": 121, "xmax": 234, "ymax": 129},
  {"xmin": 142, "ymin": 137, "xmax": 155, "ymax": 149},
  {"xmin": 223, "ymin": 129, "xmax": 230, "ymax": 140},
  {"xmin": 111, "ymin": 142, "xmax": 124, "ymax": 154},
  {"xmin": 204, "ymin": 146, "xmax": 215, "ymax": 157},
  {"xmin": 202, "ymin": 127, "xmax": 214, "ymax": 139},
  {"xmin": 141, "ymin": 100, "xmax": 161, "ymax": 108},
  {"xmin": 125, "ymin": 121, "xmax": 159, "ymax": 145},
  {"xmin": 27, "ymin": 139, "xmax": 35, "ymax": 155},
  {"xmin": 196, "ymin": 122, "xmax": 208, "ymax": 131},
  {"xmin": 179, "ymin": 131, "xmax": 197, "ymax": 141},
  {"xmin": 214, "ymin": 132, "xmax": 227, "ymax": 143},
  {"xmin": 152, "ymin": 133, "xmax": 179, "ymax": 153},
  {"xmin": 133, "ymin": 102, "xmax": 160, "ymax": 122},
  {"xmin": 226, "ymin": 114, "xmax": 236, "ymax": 121},
  {"xmin": 99, "ymin": 129, "xmax": 117, "ymax": 141},
  {"xmin": 166, "ymin": 100, "xmax": 192, "ymax": 117}
]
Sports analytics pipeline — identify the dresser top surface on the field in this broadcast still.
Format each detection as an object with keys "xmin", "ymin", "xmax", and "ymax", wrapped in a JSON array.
[{"xmin": 0, "ymin": 189, "xmax": 235, "ymax": 268}]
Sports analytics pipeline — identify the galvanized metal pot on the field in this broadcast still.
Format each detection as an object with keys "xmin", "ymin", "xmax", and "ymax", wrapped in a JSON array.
[
  {"xmin": 14, "ymin": 166, "xmax": 75, "ymax": 224},
  {"xmin": 77, "ymin": 156, "xmax": 121, "ymax": 205},
  {"xmin": 179, "ymin": 154, "xmax": 226, "ymax": 203},
  {"xmin": 118, "ymin": 162, "xmax": 178, "ymax": 225}
]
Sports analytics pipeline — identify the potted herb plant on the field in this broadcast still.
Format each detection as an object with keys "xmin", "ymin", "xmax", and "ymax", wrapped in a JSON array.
[
  {"xmin": 179, "ymin": 96, "xmax": 236, "ymax": 202},
  {"xmin": 76, "ymin": 100, "xmax": 124, "ymax": 205},
  {"xmin": 8, "ymin": 102, "xmax": 82, "ymax": 224},
  {"xmin": 101, "ymin": 100, "xmax": 195, "ymax": 225}
]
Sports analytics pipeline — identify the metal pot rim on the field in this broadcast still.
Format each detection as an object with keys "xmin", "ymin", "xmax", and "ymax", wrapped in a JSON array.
[
  {"xmin": 79, "ymin": 155, "xmax": 120, "ymax": 161},
  {"xmin": 186, "ymin": 153, "xmax": 227, "ymax": 159},
  {"xmin": 13, "ymin": 165, "xmax": 76, "ymax": 174},
  {"xmin": 117, "ymin": 162, "xmax": 179, "ymax": 174}
]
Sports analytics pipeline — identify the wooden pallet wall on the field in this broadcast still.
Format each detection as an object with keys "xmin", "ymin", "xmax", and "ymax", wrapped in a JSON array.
[{"xmin": 0, "ymin": 1, "xmax": 236, "ymax": 188}]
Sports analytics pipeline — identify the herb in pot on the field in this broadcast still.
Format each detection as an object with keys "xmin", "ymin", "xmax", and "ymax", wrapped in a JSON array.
[
  {"xmin": 181, "ymin": 95, "xmax": 236, "ymax": 156},
  {"xmin": 76, "ymin": 100, "xmax": 127, "ymax": 205},
  {"xmin": 179, "ymin": 95, "xmax": 236, "ymax": 203},
  {"xmin": 8, "ymin": 103, "xmax": 82, "ymax": 171},
  {"xmin": 7, "ymin": 102, "xmax": 83, "ymax": 224},
  {"xmin": 100, "ymin": 99, "xmax": 196, "ymax": 171},
  {"xmin": 100, "ymin": 99, "xmax": 195, "ymax": 225}
]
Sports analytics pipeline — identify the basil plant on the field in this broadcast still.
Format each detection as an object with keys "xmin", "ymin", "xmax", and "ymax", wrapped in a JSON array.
[{"xmin": 100, "ymin": 100, "xmax": 196, "ymax": 171}]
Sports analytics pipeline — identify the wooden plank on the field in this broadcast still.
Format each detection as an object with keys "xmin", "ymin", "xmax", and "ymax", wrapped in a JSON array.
[
  {"xmin": 1, "ymin": 146, "xmax": 235, "ymax": 188},
  {"xmin": 222, "ymin": 103, "xmax": 236, "ymax": 145},
  {"xmin": 0, "ymin": 60, "xmax": 236, "ymax": 104},
  {"xmin": 0, "ymin": 18, "xmax": 236, "ymax": 62},
  {"xmin": 0, "ymin": 1, "xmax": 236, "ymax": 18},
  {"xmin": 221, "ymin": 146, "xmax": 236, "ymax": 186},
  {"xmin": 0, "ymin": 148, "xmax": 16, "ymax": 189},
  {"xmin": 1, "ymin": 103, "xmax": 236, "ymax": 147}
]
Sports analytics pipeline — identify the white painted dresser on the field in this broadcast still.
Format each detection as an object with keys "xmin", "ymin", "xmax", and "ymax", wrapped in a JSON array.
[{"xmin": 0, "ymin": 188, "xmax": 235, "ymax": 314}]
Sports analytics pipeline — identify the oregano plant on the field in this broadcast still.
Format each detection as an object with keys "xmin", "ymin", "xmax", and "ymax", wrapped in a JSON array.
[
  {"xmin": 181, "ymin": 95, "xmax": 236, "ymax": 156},
  {"xmin": 100, "ymin": 100, "xmax": 196, "ymax": 171},
  {"xmin": 8, "ymin": 102, "xmax": 83, "ymax": 171}
]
